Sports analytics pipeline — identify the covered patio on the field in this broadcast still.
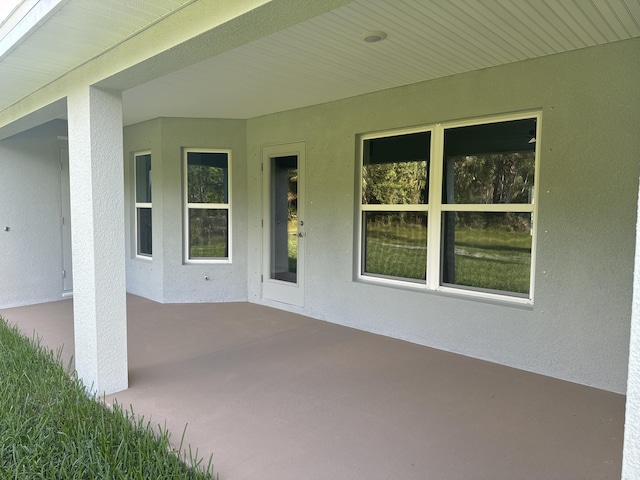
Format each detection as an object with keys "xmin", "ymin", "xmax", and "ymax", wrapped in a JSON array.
[{"xmin": 1, "ymin": 295, "xmax": 625, "ymax": 480}]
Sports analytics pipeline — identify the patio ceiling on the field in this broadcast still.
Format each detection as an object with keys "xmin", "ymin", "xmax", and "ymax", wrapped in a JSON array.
[
  {"xmin": 121, "ymin": 0, "xmax": 640, "ymax": 125},
  {"xmin": 1, "ymin": 0, "xmax": 639, "ymax": 127}
]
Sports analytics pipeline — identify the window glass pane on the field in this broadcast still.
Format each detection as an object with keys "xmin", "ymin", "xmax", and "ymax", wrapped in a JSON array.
[
  {"xmin": 441, "ymin": 212, "xmax": 532, "ymax": 295},
  {"xmin": 443, "ymin": 119, "xmax": 535, "ymax": 204},
  {"xmin": 137, "ymin": 207, "xmax": 152, "ymax": 256},
  {"xmin": 362, "ymin": 131, "xmax": 430, "ymax": 205},
  {"xmin": 187, "ymin": 152, "xmax": 228, "ymax": 204},
  {"xmin": 270, "ymin": 156, "xmax": 298, "ymax": 283},
  {"xmin": 363, "ymin": 211, "xmax": 427, "ymax": 281},
  {"xmin": 135, "ymin": 154, "xmax": 151, "ymax": 203},
  {"xmin": 189, "ymin": 209, "xmax": 228, "ymax": 258}
]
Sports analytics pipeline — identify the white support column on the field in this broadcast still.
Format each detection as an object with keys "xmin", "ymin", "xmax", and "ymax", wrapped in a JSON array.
[
  {"xmin": 67, "ymin": 86, "xmax": 128, "ymax": 395},
  {"xmin": 623, "ymin": 179, "xmax": 640, "ymax": 478}
]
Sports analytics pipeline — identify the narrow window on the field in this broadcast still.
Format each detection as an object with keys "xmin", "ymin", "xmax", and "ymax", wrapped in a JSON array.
[
  {"xmin": 184, "ymin": 149, "xmax": 231, "ymax": 262},
  {"xmin": 134, "ymin": 152, "xmax": 152, "ymax": 258}
]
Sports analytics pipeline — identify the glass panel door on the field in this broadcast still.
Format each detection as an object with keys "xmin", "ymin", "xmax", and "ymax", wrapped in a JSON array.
[
  {"xmin": 262, "ymin": 142, "xmax": 305, "ymax": 307},
  {"xmin": 270, "ymin": 155, "xmax": 298, "ymax": 283}
]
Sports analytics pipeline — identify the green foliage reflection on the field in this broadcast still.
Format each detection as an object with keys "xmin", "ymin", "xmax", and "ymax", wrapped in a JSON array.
[
  {"xmin": 189, "ymin": 209, "xmax": 228, "ymax": 258},
  {"xmin": 362, "ymin": 160, "xmax": 427, "ymax": 205},
  {"xmin": 188, "ymin": 165, "xmax": 227, "ymax": 204},
  {"xmin": 446, "ymin": 152, "xmax": 534, "ymax": 205}
]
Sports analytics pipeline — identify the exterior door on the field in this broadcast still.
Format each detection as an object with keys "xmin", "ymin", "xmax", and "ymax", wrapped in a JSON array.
[
  {"xmin": 60, "ymin": 147, "xmax": 73, "ymax": 293},
  {"xmin": 262, "ymin": 142, "xmax": 305, "ymax": 306}
]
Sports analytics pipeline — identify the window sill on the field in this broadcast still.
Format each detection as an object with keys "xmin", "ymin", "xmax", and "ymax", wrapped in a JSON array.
[
  {"xmin": 185, "ymin": 259, "xmax": 232, "ymax": 265},
  {"xmin": 355, "ymin": 275, "xmax": 534, "ymax": 310}
]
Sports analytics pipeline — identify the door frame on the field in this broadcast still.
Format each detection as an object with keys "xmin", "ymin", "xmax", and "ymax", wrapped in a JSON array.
[
  {"xmin": 60, "ymin": 146, "xmax": 73, "ymax": 295},
  {"xmin": 261, "ymin": 141, "xmax": 306, "ymax": 307}
]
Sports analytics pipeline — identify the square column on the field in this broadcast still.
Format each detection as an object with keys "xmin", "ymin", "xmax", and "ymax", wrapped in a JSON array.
[
  {"xmin": 623, "ymin": 179, "xmax": 640, "ymax": 478},
  {"xmin": 67, "ymin": 86, "xmax": 128, "ymax": 395}
]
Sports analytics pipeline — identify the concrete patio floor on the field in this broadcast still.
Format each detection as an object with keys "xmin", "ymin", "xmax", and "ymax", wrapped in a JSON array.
[{"xmin": 1, "ymin": 295, "xmax": 626, "ymax": 479}]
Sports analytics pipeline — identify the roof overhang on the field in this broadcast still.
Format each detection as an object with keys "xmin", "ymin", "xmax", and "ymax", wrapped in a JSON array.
[{"xmin": 1, "ymin": 0, "xmax": 639, "ymax": 139}]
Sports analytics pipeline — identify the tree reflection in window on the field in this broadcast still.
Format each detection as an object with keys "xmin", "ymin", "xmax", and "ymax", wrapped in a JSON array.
[{"xmin": 186, "ymin": 151, "xmax": 230, "ymax": 260}]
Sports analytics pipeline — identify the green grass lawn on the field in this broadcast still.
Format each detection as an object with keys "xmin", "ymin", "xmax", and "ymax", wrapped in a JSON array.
[
  {"xmin": 288, "ymin": 227, "xmax": 298, "ymax": 273},
  {"xmin": 450, "ymin": 226, "xmax": 531, "ymax": 293},
  {"xmin": 0, "ymin": 318, "xmax": 216, "ymax": 479},
  {"xmin": 364, "ymin": 222, "xmax": 427, "ymax": 280},
  {"xmin": 364, "ymin": 222, "xmax": 531, "ymax": 294},
  {"xmin": 190, "ymin": 242, "xmax": 227, "ymax": 258}
]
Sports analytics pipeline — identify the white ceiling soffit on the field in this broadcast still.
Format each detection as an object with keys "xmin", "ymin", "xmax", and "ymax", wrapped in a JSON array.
[
  {"xmin": 123, "ymin": 0, "xmax": 640, "ymax": 125},
  {"xmin": 0, "ymin": 0, "xmax": 67, "ymax": 58},
  {"xmin": 0, "ymin": 0, "xmax": 196, "ymax": 112}
]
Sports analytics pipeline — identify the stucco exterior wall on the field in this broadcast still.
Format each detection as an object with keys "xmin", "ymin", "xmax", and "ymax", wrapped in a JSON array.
[
  {"xmin": 123, "ymin": 117, "xmax": 249, "ymax": 303},
  {"xmin": 0, "ymin": 120, "xmax": 68, "ymax": 308},
  {"xmin": 246, "ymin": 39, "xmax": 640, "ymax": 393},
  {"xmin": 124, "ymin": 119, "xmax": 164, "ymax": 302},
  {"xmin": 623, "ymin": 179, "xmax": 640, "ymax": 477}
]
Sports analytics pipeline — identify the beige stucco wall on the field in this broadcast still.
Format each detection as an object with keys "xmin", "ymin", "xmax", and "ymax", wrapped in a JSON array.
[
  {"xmin": 123, "ymin": 117, "xmax": 249, "ymax": 303},
  {"xmin": 0, "ymin": 120, "xmax": 69, "ymax": 308},
  {"xmin": 123, "ymin": 119, "xmax": 163, "ymax": 301},
  {"xmin": 120, "ymin": 38, "xmax": 638, "ymax": 392},
  {"xmin": 623, "ymin": 179, "xmax": 640, "ymax": 477},
  {"xmin": 245, "ymin": 38, "xmax": 640, "ymax": 393}
]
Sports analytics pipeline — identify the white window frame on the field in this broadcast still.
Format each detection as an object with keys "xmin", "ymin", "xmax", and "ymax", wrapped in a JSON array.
[
  {"xmin": 183, "ymin": 148, "xmax": 232, "ymax": 264},
  {"xmin": 357, "ymin": 111, "xmax": 541, "ymax": 305},
  {"xmin": 133, "ymin": 151, "xmax": 152, "ymax": 259}
]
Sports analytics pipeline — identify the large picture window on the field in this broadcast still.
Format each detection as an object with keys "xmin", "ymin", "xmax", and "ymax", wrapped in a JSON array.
[
  {"xmin": 359, "ymin": 113, "xmax": 539, "ymax": 302},
  {"xmin": 184, "ymin": 149, "xmax": 231, "ymax": 262},
  {"xmin": 134, "ymin": 152, "xmax": 152, "ymax": 258}
]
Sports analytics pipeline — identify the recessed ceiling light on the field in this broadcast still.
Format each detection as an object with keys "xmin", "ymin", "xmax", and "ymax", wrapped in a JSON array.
[{"xmin": 362, "ymin": 31, "xmax": 387, "ymax": 43}]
